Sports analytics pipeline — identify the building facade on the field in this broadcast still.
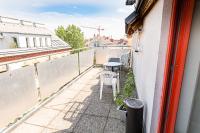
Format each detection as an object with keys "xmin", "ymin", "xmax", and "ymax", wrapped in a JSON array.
[{"xmin": 0, "ymin": 16, "xmax": 69, "ymax": 49}]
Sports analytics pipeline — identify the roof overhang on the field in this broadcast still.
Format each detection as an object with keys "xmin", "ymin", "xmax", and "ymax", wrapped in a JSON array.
[
  {"xmin": 126, "ymin": 0, "xmax": 136, "ymax": 5},
  {"xmin": 125, "ymin": 11, "xmax": 142, "ymax": 35},
  {"xmin": 125, "ymin": 0, "xmax": 157, "ymax": 35}
]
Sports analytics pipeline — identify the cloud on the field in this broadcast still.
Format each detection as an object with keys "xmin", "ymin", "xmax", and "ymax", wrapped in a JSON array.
[
  {"xmin": 38, "ymin": 12, "xmax": 126, "ymax": 39},
  {"xmin": 117, "ymin": 6, "xmax": 133, "ymax": 14},
  {"xmin": 0, "ymin": 0, "xmax": 134, "ymax": 39},
  {"xmin": 73, "ymin": 6, "xmax": 77, "ymax": 9}
]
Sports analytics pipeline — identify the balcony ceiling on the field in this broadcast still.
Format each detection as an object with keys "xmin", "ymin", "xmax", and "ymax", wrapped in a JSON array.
[
  {"xmin": 125, "ymin": 0, "xmax": 157, "ymax": 35},
  {"xmin": 126, "ymin": 0, "xmax": 136, "ymax": 5}
]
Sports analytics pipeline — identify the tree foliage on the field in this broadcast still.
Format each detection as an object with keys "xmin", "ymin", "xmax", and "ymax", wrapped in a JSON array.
[{"xmin": 55, "ymin": 25, "xmax": 85, "ymax": 49}]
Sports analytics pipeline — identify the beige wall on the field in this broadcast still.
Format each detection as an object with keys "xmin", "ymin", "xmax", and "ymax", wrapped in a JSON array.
[{"xmin": 95, "ymin": 47, "xmax": 130, "ymax": 65}]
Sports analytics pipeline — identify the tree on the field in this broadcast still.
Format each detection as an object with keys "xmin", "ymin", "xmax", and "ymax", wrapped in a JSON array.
[{"xmin": 55, "ymin": 25, "xmax": 85, "ymax": 49}]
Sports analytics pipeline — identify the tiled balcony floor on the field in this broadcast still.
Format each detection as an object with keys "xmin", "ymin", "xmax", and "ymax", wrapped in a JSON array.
[{"xmin": 10, "ymin": 68, "xmax": 126, "ymax": 133}]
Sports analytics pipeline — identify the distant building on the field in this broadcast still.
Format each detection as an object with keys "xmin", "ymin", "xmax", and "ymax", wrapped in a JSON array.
[
  {"xmin": 0, "ymin": 16, "xmax": 70, "ymax": 49},
  {"xmin": 85, "ymin": 35, "xmax": 128, "ymax": 47}
]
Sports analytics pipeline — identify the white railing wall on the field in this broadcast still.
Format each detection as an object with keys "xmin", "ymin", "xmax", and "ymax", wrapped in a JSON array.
[
  {"xmin": 37, "ymin": 53, "xmax": 79, "ymax": 99},
  {"xmin": 79, "ymin": 49, "xmax": 94, "ymax": 73},
  {"xmin": 0, "ymin": 66, "xmax": 38, "ymax": 127},
  {"xmin": 0, "ymin": 48, "xmax": 94, "ymax": 129},
  {"xmin": 0, "ymin": 46, "xmax": 131, "ymax": 130},
  {"xmin": 95, "ymin": 47, "xmax": 130, "ymax": 65}
]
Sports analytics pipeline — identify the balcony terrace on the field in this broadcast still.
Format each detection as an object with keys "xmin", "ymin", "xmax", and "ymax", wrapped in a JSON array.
[
  {"xmin": 11, "ymin": 68, "xmax": 127, "ymax": 133},
  {"xmin": 0, "ymin": 46, "xmax": 131, "ymax": 133}
]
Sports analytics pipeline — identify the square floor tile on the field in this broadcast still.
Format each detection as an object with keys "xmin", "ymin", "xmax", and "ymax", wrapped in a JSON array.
[
  {"xmin": 80, "ymin": 84, "xmax": 99, "ymax": 93},
  {"xmin": 11, "ymin": 123, "xmax": 43, "ymax": 133},
  {"xmin": 58, "ymin": 89, "xmax": 80, "ymax": 99},
  {"xmin": 100, "ymin": 86, "xmax": 114, "ymax": 94},
  {"xmin": 25, "ymin": 108, "xmax": 60, "ymax": 127},
  {"xmin": 49, "ymin": 129, "xmax": 72, "ymax": 133},
  {"xmin": 104, "ymin": 118, "xmax": 126, "ymax": 133},
  {"xmin": 86, "ymin": 79, "xmax": 100, "ymax": 86},
  {"xmin": 63, "ymin": 101, "xmax": 89, "ymax": 114},
  {"xmin": 48, "ymin": 111, "xmax": 82, "ymax": 132},
  {"xmin": 44, "ymin": 98, "xmax": 71, "ymax": 111},
  {"xmin": 74, "ymin": 114, "xmax": 107, "ymax": 133},
  {"xmin": 85, "ymin": 102, "xmax": 110, "ymax": 117},
  {"xmin": 109, "ymin": 105, "xmax": 126, "ymax": 122},
  {"xmin": 91, "ymin": 92, "xmax": 114, "ymax": 104},
  {"xmin": 41, "ymin": 128, "xmax": 57, "ymax": 133},
  {"xmin": 73, "ymin": 91, "xmax": 93, "ymax": 103},
  {"xmin": 67, "ymin": 82, "xmax": 86, "ymax": 92}
]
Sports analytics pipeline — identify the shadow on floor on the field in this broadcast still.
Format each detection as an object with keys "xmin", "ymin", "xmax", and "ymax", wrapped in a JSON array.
[
  {"xmin": 10, "ymin": 68, "xmax": 128, "ymax": 133},
  {"xmin": 50, "ymin": 69, "xmax": 128, "ymax": 133}
]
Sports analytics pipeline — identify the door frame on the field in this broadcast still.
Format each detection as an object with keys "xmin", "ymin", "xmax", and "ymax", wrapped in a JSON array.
[{"xmin": 157, "ymin": 0, "xmax": 196, "ymax": 132}]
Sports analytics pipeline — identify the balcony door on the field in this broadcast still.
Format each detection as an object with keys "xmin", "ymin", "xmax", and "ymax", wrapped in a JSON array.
[{"xmin": 175, "ymin": 0, "xmax": 200, "ymax": 132}]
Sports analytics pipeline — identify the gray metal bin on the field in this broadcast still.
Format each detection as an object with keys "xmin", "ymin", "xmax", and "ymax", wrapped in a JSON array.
[{"xmin": 125, "ymin": 98, "xmax": 144, "ymax": 133}]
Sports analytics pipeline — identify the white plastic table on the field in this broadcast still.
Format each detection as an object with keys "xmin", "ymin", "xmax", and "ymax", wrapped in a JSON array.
[{"xmin": 104, "ymin": 62, "xmax": 122, "ymax": 72}]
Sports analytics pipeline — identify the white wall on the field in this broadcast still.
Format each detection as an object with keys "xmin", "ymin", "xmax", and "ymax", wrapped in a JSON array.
[
  {"xmin": 14, "ymin": 35, "xmax": 52, "ymax": 48},
  {"xmin": 35, "ymin": 37, "xmax": 40, "ymax": 47},
  {"xmin": 0, "ymin": 34, "xmax": 52, "ymax": 49},
  {"xmin": 28, "ymin": 37, "xmax": 34, "ymax": 47},
  {"xmin": 47, "ymin": 37, "xmax": 51, "ymax": 46},
  {"xmin": 132, "ymin": 0, "xmax": 164, "ymax": 132},
  {"xmin": 41, "ymin": 38, "xmax": 46, "ymax": 47},
  {"xmin": 150, "ymin": 0, "xmax": 173, "ymax": 132},
  {"xmin": 18, "ymin": 36, "xmax": 27, "ymax": 48}
]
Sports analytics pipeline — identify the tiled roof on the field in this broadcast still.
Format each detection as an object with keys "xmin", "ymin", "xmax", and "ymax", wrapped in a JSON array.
[{"xmin": 51, "ymin": 35, "xmax": 71, "ymax": 47}]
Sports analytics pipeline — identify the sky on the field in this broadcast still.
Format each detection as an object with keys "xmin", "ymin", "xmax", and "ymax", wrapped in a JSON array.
[{"xmin": 0, "ymin": 0, "xmax": 134, "ymax": 39}]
